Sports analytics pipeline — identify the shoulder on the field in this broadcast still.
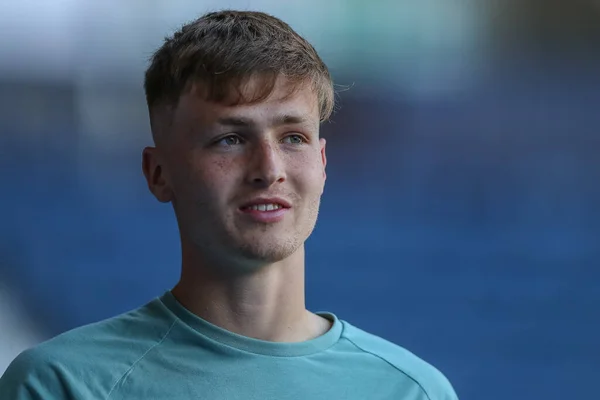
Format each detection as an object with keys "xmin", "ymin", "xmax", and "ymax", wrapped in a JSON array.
[
  {"xmin": 0, "ymin": 297, "xmax": 178, "ymax": 399},
  {"xmin": 339, "ymin": 320, "xmax": 458, "ymax": 400}
]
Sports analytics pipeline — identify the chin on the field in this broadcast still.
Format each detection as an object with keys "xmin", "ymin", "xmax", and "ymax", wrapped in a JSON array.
[{"xmin": 236, "ymin": 236, "xmax": 303, "ymax": 263}]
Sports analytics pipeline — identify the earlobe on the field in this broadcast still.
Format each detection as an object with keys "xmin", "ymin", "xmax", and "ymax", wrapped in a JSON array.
[{"xmin": 142, "ymin": 147, "xmax": 173, "ymax": 203}]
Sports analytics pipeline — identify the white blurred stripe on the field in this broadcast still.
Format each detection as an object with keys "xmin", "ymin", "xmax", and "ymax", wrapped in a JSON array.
[
  {"xmin": 0, "ymin": 0, "xmax": 82, "ymax": 79},
  {"xmin": 0, "ymin": 285, "xmax": 42, "ymax": 375}
]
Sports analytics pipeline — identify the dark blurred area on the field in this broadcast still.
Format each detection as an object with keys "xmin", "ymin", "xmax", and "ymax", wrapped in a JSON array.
[{"xmin": 1, "ymin": 1, "xmax": 599, "ymax": 399}]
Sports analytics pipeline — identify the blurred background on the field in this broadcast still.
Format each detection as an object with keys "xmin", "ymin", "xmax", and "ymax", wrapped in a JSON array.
[{"xmin": 1, "ymin": 0, "xmax": 599, "ymax": 398}]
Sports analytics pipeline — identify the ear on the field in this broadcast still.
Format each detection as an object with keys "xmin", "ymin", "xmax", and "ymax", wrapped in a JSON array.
[
  {"xmin": 319, "ymin": 137, "xmax": 327, "ymax": 182},
  {"xmin": 142, "ymin": 147, "xmax": 173, "ymax": 203}
]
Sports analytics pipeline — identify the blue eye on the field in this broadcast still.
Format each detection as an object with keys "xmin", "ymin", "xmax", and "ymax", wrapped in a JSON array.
[
  {"xmin": 217, "ymin": 135, "xmax": 242, "ymax": 146},
  {"xmin": 282, "ymin": 135, "xmax": 305, "ymax": 145}
]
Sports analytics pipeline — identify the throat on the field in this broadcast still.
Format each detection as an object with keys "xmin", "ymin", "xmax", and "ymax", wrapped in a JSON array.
[{"xmin": 171, "ymin": 279, "xmax": 317, "ymax": 342}]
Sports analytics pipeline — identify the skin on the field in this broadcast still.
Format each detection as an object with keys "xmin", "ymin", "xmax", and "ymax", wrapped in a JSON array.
[{"xmin": 142, "ymin": 76, "xmax": 331, "ymax": 342}]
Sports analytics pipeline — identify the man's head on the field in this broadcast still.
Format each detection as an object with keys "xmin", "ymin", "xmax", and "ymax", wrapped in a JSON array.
[
  {"xmin": 144, "ymin": 10, "xmax": 335, "ymax": 142},
  {"xmin": 142, "ymin": 10, "xmax": 334, "ymax": 270}
]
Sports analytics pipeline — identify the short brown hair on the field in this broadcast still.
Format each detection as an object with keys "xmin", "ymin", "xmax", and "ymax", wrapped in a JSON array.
[{"xmin": 144, "ymin": 10, "xmax": 335, "ymax": 134}]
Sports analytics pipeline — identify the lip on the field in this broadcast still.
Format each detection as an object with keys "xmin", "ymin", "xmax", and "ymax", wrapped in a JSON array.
[
  {"xmin": 239, "ymin": 197, "xmax": 292, "ymax": 210},
  {"xmin": 238, "ymin": 197, "xmax": 291, "ymax": 223}
]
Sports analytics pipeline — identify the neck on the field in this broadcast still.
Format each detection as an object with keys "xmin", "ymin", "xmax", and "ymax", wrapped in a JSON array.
[{"xmin": 171, "ymin": 242, "xmax": 329, "ymax": 342}]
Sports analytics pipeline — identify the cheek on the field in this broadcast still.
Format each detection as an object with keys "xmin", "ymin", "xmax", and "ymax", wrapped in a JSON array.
[
  {"xmin": 176, "ymin": 157, "xmax": 232, "ymax": 201},
  {"xmin": 195, "ymin": 168, "xmax": 231, "ymax": 197},
  {"xmin": 289, "ymin": 151, "xmax": 325, "ymax": 193},
  {"xmin": 196, "ymin": 156, "xmax": 247, "ymax": 201}
]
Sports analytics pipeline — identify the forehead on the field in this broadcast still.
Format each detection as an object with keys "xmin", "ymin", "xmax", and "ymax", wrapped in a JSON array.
[{"xmin": 173, "ymin": 77, "xmax": 320, "ymax": 131}]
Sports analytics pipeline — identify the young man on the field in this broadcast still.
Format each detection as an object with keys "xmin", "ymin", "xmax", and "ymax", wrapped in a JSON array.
[{"xmin": 0, "ymin": 10, "xmax": 458, "ymax": 400}]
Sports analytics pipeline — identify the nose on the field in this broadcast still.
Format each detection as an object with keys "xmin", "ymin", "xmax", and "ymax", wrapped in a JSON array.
[{"xmin": 246, "ymin": 141, "xmax": 286, "ymax": 187}]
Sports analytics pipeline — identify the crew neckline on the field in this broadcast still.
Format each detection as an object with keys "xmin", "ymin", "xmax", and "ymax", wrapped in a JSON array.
[{"xmin": 158, "ymin": 290, "xmax": 343, "ymax": 357}]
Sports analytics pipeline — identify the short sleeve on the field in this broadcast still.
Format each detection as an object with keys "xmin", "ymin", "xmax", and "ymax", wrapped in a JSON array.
[{"xmin": 0, "ymin": 349, "xmax": 75, "ymax": 400}]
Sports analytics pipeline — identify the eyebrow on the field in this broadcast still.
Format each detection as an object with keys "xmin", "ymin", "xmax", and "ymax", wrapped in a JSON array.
[{"xmin": 216, "ymin": 114, "xmax": 314, "ymax": 128}]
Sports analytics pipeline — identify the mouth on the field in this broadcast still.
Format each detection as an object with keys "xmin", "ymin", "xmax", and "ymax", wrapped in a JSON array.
[
  {"xmin": 238, "ymin": 198, "xmax": 292, "ymax": 223},
  {"xmin": 239, "ymin": 197, "xmax": 292, "ymax": 211},
  {"xmin": 242, "ymin": 203, "xmax": 285, "ymax": 212}
]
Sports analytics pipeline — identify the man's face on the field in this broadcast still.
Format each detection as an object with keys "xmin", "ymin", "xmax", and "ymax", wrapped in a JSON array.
[{"xmin": 144, "ymin": 77, "xmax": 327, "ymax": 269}]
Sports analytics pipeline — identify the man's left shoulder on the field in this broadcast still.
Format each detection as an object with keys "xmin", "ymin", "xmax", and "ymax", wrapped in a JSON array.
[{"xmin": 339, "ymin": 320, "xmax": 458, "ymax": 400}]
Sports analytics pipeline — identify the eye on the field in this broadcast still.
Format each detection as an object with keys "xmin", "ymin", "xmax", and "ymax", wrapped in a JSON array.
[
  {"xmin": 282, "ymin": 134, "xmax": 306, "ymax": 145},
  {"xmin": 216, "ymin": 135, "xmax": 242, "ymax": 146}
]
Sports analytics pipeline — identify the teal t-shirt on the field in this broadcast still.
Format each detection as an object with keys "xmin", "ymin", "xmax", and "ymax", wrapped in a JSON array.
[{"xmin": 0, "ymin": 291, "xmax": 458, "ymax": 399}]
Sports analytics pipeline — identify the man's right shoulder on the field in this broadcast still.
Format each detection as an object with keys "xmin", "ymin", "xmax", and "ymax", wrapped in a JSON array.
[{"xmin": 0, "ymin": 297, "xmax": 178, "ymax": 399}]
